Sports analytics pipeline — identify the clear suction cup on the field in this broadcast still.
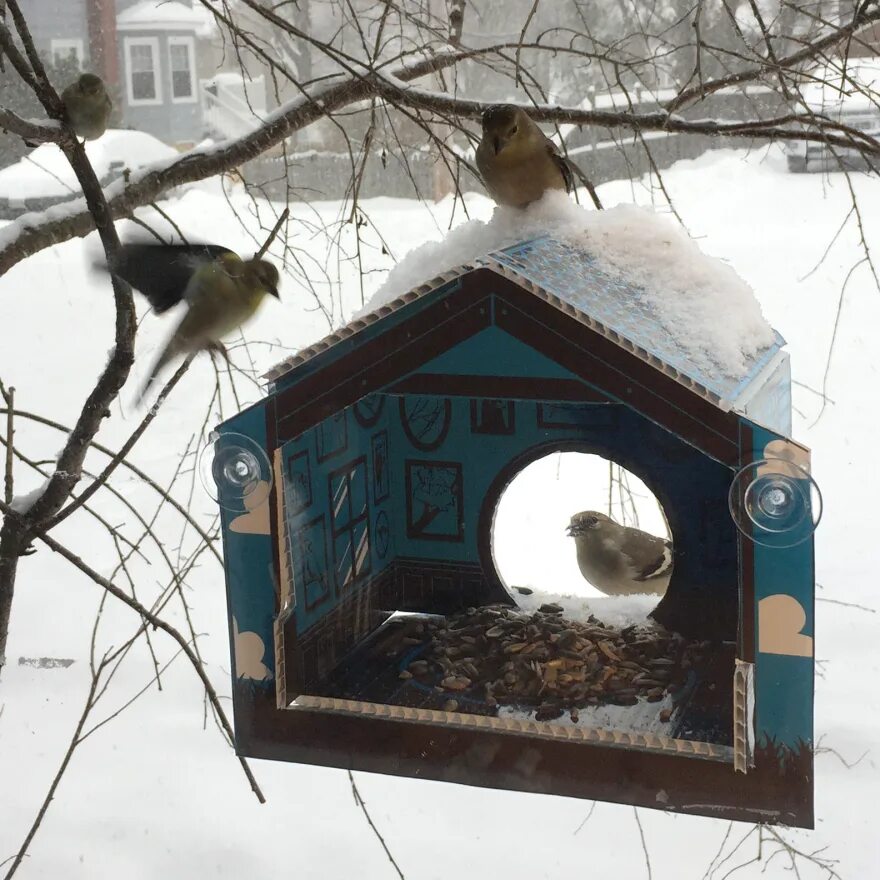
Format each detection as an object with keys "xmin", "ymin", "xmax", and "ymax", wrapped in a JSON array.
[
  {"xmin": 198, "ymin": 431, "xmax": 272, "ymax": 513},
  {"xmin": 728, "ymin": 457, "xmax": 822, "ymax": 548}
]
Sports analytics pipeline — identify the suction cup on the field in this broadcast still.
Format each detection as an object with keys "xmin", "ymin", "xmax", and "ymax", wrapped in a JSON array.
[
  {"xmin": 728, "ymin": 457, "xmax": 822, "ymax": 548},
  {"xmin": 198, "ymin": 431, "xmax": 272, "ymax": 513}
]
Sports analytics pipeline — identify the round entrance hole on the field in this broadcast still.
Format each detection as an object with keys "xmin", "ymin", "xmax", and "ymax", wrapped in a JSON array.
[{"xmin": 491, "ymin": 451, "xmax": 672, "ymax": 605}]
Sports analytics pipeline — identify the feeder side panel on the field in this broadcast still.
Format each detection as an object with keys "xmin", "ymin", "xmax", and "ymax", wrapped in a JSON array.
[
  {"xmin": 217, "ymin": 402, "xmax": 277, "ymax": 689},
  {"xmin": 747, "ymin": 421, "xmax": 815, "ymax": 755}
]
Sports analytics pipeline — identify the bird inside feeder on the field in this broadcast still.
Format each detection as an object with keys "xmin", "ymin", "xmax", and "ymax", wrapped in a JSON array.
[{"xmin": 566, "ymin": 510, "xmax": 673, "ymax": 596}]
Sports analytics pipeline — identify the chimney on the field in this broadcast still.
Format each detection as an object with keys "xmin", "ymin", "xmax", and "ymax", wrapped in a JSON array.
[{"xmin": 86, "ymin": 0, "xmax": 119, "ymax": 85}]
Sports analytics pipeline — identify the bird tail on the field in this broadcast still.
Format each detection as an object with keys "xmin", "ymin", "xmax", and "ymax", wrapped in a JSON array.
[{"xmin": 136, "ymin": 340, "xmax": 178, "ymax": 406}]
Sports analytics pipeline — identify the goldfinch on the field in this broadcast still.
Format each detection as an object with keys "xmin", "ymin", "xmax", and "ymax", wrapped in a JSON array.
[
  {"xmin": 566, "ymin": 511, "xmax": 673, "ymax": 596},
  {"xmin": 103, "ymin": 243, "xmax": 280, "ymax": 402},
  {"xmin": 61, "ymin": 73, "xmax": 112, "ymax": 141},
  {"xmin": 476, "ymin": 104, "xmax": 575, "ymax": 208}
]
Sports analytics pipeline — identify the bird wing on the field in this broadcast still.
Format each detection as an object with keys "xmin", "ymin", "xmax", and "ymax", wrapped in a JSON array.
[
  {"xmin": 618, "ymin": 527, "xmax": 674, "ymax": 581},
  {"xmin": 544, "ymin": 138, "xmax": 575, "ymax": 194},
  {"xmin": 544, "ymin": 138, "xmax": 605, "ymax": 209},
  {"xmin": 109, "ymin": 243, "xmax": 235, "ymax": 314}
]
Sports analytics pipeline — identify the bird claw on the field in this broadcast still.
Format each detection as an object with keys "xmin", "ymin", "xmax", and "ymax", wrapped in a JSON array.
[{"xmin": 207, "ymin": 342, "xmax": 230, "ymax": 364}]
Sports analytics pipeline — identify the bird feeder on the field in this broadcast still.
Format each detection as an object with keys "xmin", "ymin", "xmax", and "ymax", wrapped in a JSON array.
[{"xmin": 207, "ymin": 236, "xmax": 818, "ymax": 826}]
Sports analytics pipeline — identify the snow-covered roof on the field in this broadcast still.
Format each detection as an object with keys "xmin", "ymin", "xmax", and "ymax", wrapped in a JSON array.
[
  {"xmin": 0, "ymin": 130, "xmax": 178, "ymax": 201},
  {"xmin": 265, "ymin": 194, "xmax": 783, "ymax": 410},
  {"xmin": 117, "ymin": 1, "xmax": 215, "ymax": 34}
]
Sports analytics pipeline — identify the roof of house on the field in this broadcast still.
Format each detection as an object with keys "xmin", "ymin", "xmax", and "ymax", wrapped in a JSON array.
[
  {"xmin": 117, "ymin": 1, "xmax": 215, "ymax": 34},
  {"xmin": 264, "ymin": 235, "xmax": 785, "ymax": 412}
]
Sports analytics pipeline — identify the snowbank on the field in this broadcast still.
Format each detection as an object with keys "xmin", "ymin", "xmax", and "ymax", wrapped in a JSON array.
[
  {"xmin": 367, "ymin": 191, "xmax": 775, "ymax": 378},
  {"xmin": 0, "ymin": 130, "xmax": 178, "ymax": 200}
]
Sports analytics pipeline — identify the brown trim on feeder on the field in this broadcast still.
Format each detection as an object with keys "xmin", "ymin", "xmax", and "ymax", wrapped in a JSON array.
[
  {"xmin": 275, "ymin": 291, "xmax": 493, "ymax": 444},
  {"xmin": 492, "ymin": 286, "xmax": 740, "ymax": 465},
  {"xmin": 386, "ymin": 374, "xmax": 611, "ymax": 402},
  {"xmin": 234, "ymin": 688, "xmax": 813, "ymax": 827}
]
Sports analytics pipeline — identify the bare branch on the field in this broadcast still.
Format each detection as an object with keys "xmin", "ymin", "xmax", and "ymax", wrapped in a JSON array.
[{"xmin": 348, "ymin": 770, "xmax": 405, "ymax": 879}]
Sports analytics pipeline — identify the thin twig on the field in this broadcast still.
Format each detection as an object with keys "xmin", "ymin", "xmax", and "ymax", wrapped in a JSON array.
[
  {"xmin": 0, "ymin": 406, "xmax": 223, "ymax": 565},
  {"xmin": 254, "ymin": 207, "xmax": 290, "ymax": 259},
  {"xmin": 348, "ymin": 770, "xmax": 405, "ymax": 879},
  {"xmin": 0, "ymin": 382, "xmax": 13, "ymax": 505},
  {"xmin": 633, "ymin": 807, "xmax": 653, "ymax": 880},
  {"xmin": 41, "ymin": 357, "xmax": 194, "ymax": 531}
]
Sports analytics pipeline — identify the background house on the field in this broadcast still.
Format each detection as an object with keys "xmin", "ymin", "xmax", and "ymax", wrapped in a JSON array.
[
  {"xmin": 8, "ymin": 0, "xmax": 244, "ymax": 150},
  {"xmin": 115, "ymin": 0, "xmax": 215, "ymax": 147}
]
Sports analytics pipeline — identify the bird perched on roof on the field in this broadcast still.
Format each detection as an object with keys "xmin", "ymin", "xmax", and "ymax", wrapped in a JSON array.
[
  {"xmin": 566, "ymin": 511, "xmax": 673, "ymax": 596},
  {"xmin": 102, "ymin": 243, "xmax": 280, "ymax": 403},
  {"xmin": 476, "ymin": 104, "xmax": 582, "ymax": 209},
  {"xmin": 61, "ymin": 73, "xmax": 112, "ymax": 141}
]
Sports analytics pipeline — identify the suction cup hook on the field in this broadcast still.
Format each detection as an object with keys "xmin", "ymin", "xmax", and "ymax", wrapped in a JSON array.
[
  {"xmin": 198, "ymin": 431, "xmax": 273, "ymax": 513},
  {"xmin": 728, "ymin": 457, "xmax": 822, "ymax": 548}
]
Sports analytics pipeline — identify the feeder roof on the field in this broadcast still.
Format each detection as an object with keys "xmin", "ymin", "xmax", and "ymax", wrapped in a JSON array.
[{"xmin": 264, "ymin": 235, "xmax": 785, "ymax": 412}]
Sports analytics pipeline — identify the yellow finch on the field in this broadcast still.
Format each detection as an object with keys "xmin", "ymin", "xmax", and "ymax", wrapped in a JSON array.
[
  {"xmin": 104, "ymin": 243, "xmax": 280, "ymax": 402},
  {"xmin": 476, "ymin": 104, "xmax": 575, "ymax": 208},
  {"xmin": 566, "ymin": 511, "xmax": 673, "ymax": 596},
  {"xmin": 61, "ymin": 73, "xmax": 112, "ymax": 141}
]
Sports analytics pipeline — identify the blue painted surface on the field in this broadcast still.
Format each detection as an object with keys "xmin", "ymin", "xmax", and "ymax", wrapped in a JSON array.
[
  {"xmin": 217, "ymin": 403, "xmax": 276, "ymax": 682},
  {"xmin": 748, "ymin": 423, "xmax": 815, "ymax": 750},
  {"xmin": 278, "ymin": 398, "xmax": 396, "ymax": 634},
  {"xmin": 419, "ymin": 326, "xmax": 579, "ymax": 380},
  {"xmin": 274, "ymin": 311, "xmax": 740, "ymax": 636}
]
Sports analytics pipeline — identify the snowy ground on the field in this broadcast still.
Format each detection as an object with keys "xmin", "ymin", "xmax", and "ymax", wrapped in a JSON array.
[
  {"xmin": 1, "ymin": 146, "xmax": 879, "ymax": 878},
  {"xmin": 0, "ymin": 130, "xmax": 178, "ymax": 201}
]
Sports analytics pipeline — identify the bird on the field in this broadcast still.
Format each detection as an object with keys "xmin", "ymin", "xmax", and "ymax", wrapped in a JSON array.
[
  {"xmin": 61, "ymin": 73, "xmax": 112, "ymax": 141},
  {"xmin": 476, "ymin": 104, "xmax": 577, "ymax": 209},
  {"xmin": 101, "ymin": 243, "xmax": 280, "ymax": 402},
  {"xmin": 566, "ymin": 511, "xmax": 673, "ymax": 596}
]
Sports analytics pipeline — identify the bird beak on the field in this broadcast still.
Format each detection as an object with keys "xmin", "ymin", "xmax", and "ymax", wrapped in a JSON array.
[
  {"xmin": 565, "ymin": 525, "xmax": 575, "ymax": 537},
  {"xmin": 269, "ymin": 285, "xmax": 280, "ymax": 299}
]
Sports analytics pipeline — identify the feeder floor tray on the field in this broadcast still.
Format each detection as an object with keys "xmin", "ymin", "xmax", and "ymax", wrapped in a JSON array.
[{"xmin": 308, "ymin": 606, "xmax": 735, "ymax": 746}]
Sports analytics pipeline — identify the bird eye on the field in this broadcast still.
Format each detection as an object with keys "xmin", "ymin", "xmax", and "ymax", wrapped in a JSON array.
[{"xmin": 511, "ymin": 125, "xmax": 518, "ymax": 135}]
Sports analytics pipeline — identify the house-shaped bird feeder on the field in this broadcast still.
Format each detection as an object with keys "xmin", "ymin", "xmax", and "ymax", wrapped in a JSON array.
[{"xmin": 208, "ymin": 235, "xmax": 818, "ymax": 827}]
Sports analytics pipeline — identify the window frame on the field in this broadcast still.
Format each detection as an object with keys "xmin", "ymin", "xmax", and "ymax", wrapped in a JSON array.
[
  {"xmin": 123, "ymin": 36, "xmax": 162, "ymax": 107},
  {"xmin": 167, "ymin": 36, "xmax": 197, "ymax": 104},
  {"xmin": 50, "ymin": 38, "xmax": 84, "ymax": 69}
]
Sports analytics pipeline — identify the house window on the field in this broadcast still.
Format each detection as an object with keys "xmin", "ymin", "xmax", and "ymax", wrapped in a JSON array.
[
  {"xmin": 50, "ymin": 39, "xmax": 83, "ymax": 69},
  {"xmin": 168, "ymin": 37, "xmax": 196, "ymax": 103},
  {"xmin": 124, "ymin": 37, "xmax": 162, "ymax": 105}
]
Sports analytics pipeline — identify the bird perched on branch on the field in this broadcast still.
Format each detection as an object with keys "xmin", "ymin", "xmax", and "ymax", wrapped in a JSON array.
[
  {"xmin": 61, "ymin": 73, "xmax": 112, "ymax": 141},
  {"xmin": 101, "ymin": 243, "xmax": 280, "ymax": 403},
  {"xmin": 476, "ymin": 104, "xmax": 590, "ymax": 209},
  {"xmin": 566, "ymin": 511, "xmax": 673, "ymax": 596}
]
